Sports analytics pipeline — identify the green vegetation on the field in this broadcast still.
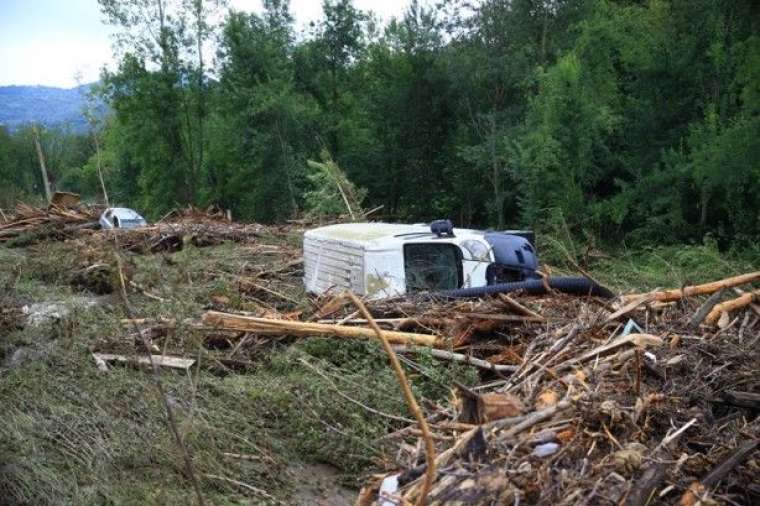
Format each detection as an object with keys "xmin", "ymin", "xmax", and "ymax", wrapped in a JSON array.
[
  {"xmin": 0, "ymin": 234, "xmax": 484, "ymax": 504},
  {"xmin": 1, "ymin": 0, "xmax": 758, "ymax": 251}
]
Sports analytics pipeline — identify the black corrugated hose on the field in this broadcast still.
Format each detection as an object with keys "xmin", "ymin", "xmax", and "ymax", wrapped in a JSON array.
[{"xmin": 435, "ymin": 276, "xmax": 615, "ymax": 299}]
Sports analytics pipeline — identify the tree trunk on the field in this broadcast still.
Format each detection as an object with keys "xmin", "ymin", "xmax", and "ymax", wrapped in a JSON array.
[
  {"xmin": 699, "ymin": 186, "xmax": 710, "ymax": 226},
  {"xmin": 32, "ymin": 125, "xmax": 52, "ymax": 203},
  {"xmin": 93, "ymin": 133, "xmax": 110, "ymax": 206}
]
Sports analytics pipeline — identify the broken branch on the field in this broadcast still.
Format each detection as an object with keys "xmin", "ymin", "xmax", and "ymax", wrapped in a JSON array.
[
  {"xmin": 345, "ymin": 292, "xmax": 437, "ymax": 506},
  {"xmin": 705, "ymin": 289, "xmax": 760, "ymax": 325}
]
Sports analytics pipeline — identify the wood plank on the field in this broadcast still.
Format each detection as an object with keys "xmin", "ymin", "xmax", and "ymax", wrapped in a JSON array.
[{"xmin": 93, "ymin": 352, "xmax": 195, "ymax": 370}]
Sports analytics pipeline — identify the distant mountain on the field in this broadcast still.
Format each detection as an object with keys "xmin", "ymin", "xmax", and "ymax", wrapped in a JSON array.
[{"xmin": 0, "ymin": 83, "xmax": 102, "ymax": 133}]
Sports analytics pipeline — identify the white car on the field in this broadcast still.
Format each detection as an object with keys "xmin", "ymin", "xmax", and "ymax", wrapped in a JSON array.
[{"xmin": 99, "ymin": 207, "xmax": 148, "ymax": 230}]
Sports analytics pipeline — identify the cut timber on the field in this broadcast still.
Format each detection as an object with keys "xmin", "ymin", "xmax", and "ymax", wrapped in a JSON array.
[
  {"xmin": 393, "ymin": 346, "xmax": 519, "ymax": 373},
  {"xmin": 624, "ymin": 271, "xmax": 760, "ymax": 303},
  {"xmin": 202, "ymin": 310, "xmax": 440, "ymax": 347},
  {"xmin": 93, "ymin": 352, "xmax": 195, "ymax": 370},
  {"xmin": 733, "ymin": 287, "xmax": 760, "ymax": 316},
  {"xmin": 705, "ymin": 289, "xmax": 760, "ymax": 325},
  {"xmin": 719, "ymin": 390, "xmax": 760, "ymax": 411}
]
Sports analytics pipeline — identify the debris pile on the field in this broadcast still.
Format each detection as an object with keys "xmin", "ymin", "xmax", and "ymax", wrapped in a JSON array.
[
  {"xmin": 0, "ymin": 201, "xmax": 100, "ymax": 243},
  {"xmin": 0, "ymin": 200, "xmax": 287, "ymax": 253},
  {"xmin": 158, "ymin": 204, "xmax": 232, "ymax": 224},
  {"xmin": 197, "ymin": 273, "xmax": 760, "ymax": 505},
  {"xmin": 90, "ymin": 220, "xmax": 267, "ymax": 253},
  {"xmin": 57, "ymin": 211, "xmax": 757, "ymax": 506}
]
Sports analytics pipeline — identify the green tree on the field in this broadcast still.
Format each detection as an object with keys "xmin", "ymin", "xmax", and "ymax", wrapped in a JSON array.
[
  {"xmin": 98, "ymin": 0, "xmax": 222, "ymax": 215},
  {"xmin": 210, "ymin": 1, "xmax": 319, "ymax": 221}
]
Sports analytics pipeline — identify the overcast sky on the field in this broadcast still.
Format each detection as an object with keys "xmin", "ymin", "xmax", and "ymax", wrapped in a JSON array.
[{"xmin": 0, "ymin": 0, "xmax": 412, "ymax": 88}]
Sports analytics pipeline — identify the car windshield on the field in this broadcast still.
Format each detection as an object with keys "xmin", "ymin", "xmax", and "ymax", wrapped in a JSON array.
[{"xmin": 404, "ymin": 243, "xmax": 462, "ymax": 292}]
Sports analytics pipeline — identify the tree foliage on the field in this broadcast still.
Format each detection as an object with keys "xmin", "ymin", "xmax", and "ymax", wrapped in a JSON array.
[{"xmin": 1, "ymin": 0, "xmax": 758, "ymax": 248}]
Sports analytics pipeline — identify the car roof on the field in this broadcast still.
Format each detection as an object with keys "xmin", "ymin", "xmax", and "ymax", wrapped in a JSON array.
[{"xmin": 105, "ymin": 207, "xmax": 145, "ymax": 220}]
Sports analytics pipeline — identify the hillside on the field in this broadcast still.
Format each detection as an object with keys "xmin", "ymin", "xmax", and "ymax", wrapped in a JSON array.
[{"xmin": 0, "ymin": 83, "xmax": 97, "ymax": 132}]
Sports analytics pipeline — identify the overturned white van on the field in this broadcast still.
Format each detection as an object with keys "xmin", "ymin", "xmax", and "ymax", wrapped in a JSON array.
[{"xmin": 303, "ymin": 220, "xmax": 541, "ymax": 300}]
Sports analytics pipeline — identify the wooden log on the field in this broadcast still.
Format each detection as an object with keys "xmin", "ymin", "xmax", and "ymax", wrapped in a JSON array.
[
  {"xmin": 623, "ymin": 272, "xmax": 760, "ymax": 303},
  {"xmin": 732, "ymin": 287, "xmax": 760, "ymax": 316},
  {"xmin": 202, "ymin": 311, "xmax": 441, "ymax": 347},
  {"xmin": 497, "ymin": 294, "xmax": 543, "ymax": 319},
  {"xmin": 705, "ymin": 289, "xmax": 760, "ymax": 325},
  {"xmin": 687, "ymin": 290, "xmax": 725, "ymax": 329},
  {"xmin": 93, "ymin": 352, "xmax": 195, "ymax": 370},
  {"xmin": 699, "ymin": 439, "xmax": 759, "ymax": 487},
  {"xmin": 555, "ymin": 333, "xmax": 662, "ymax": 371}
]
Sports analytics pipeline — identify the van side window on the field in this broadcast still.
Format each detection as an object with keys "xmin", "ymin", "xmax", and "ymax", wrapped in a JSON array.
[{"xmin": 404, "ymin": 243, "xmax": 462, "ymax": 292}]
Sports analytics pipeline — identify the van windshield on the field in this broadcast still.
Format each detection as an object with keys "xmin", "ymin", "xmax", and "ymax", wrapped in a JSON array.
[{"xmin": 404, "ymin": 243, "xmax": 462, "ymax": 292}]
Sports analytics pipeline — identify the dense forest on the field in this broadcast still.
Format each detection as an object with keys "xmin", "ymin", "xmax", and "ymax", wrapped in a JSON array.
[{"xmin": 1, "ymin": 0, "xmax": 758, "ymax": 248}]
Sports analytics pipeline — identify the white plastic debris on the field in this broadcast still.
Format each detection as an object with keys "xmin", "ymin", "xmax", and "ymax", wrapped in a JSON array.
[
  {"xmin": 378, "ymin": 474, "xmax": 400, "ymax": 506},
  {"xmin": 532, "ymin": 442, "xmax": 560, "ymax": 457},
  {"xmin": 622, "ymin": 318, "xmax": 644, "ymax": 336}
]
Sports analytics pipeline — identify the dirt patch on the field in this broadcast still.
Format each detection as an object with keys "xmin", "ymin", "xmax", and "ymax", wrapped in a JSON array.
[{"xmin": 288, "ymin": 462, "xmax": 355, "ymax": 506}]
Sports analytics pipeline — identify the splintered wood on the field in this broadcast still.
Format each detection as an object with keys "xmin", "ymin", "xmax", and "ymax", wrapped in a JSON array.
[
  {"xmin": 0, "ymin": 200, "xmax": 100, "ymax": 242},
  {"xmin": 187, "ymin": 271, "xmax": 758, "ymax": 504},
  {"xmin": 342, "ymin": 273, "xmax": 758, "ymax": 506},
  {"xmin": 89, "ymin": 221, "xmax": 759, "ymax": 506}
]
